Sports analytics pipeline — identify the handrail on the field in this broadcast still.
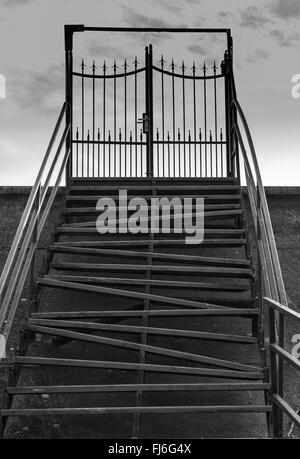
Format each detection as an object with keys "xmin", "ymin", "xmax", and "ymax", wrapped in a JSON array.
[
  {"xmin": 0, "ymin": 103, "xmax": 70, "ymax": 359},
  {"xmin": 229, "ymin": 84, "xmax": 287, "ymax": 306},
  {"xmin": 265, "ymin": 298, "xmax": 300, "ymax": 432},
  {"xmin": 228, "ymin": 67, "xmax": 293, "ymax": 438}
]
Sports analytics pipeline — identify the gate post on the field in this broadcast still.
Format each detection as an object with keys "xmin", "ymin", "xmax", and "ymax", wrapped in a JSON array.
[
  {"xmin": 64, "ymin": 25, "xmax": 73, "ymax": 188},
  {"xmin": 223, "ymin": 31, "xmax": 235, "ymax": 178},
  {"xmin": 146, "ymin": 45, "xmax": 154, "ymax": 177},
  {"xmin": 64, "ymin": 25, "xmax": 84, "ymax": 186}
]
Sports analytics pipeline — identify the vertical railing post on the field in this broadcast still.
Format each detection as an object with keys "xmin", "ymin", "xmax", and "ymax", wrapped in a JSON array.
[{"xmin": 28, "ymin": 184, "xmax": 41, "ymax": 301}]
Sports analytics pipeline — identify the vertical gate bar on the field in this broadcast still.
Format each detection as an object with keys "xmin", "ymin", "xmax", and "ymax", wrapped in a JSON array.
[
  {"xmin": 130, "ymin": 131, "xmax": 133, "ymax": 177},
  {"xmin": 171, "ymin": 59, "xmax": 176, "ymax": 177},
  {"xmin": 76, "ymin": 127, "xmax": 79, "ymax": 177},
  {"xmin": 119, "ymin": 128, "xmax": 122, "ymax": 177},
  {"xmin": 188, "ymin": 130, "xmax": 191, "ymax": 177},
  {"xmin": 199, "ymin": 128, "xmax": 202, "ymax": 177},
  {"xmin": 203, "ymin": 62, "xmax": 207, "ymax": 177},
  {"xmin": 103, "ymin": 61, "xmax": 106, "ymax": 178},
  {"xmin": 113, "ymin": 60, "xmax": 117, "ymax": 178},
  {"xmin": 178, "ymin": 128, "xmax": 181, "ymax": 177},
  {"xmin": 192, "ymin": 62, "xmax": 197, "ymax": 178},
  {"xmin": 92, "ymin": 61, "xmax": 96, "ymax": 177},
  {"xmin": 97, "ymin": 129, "xmax": 101, "ymax": 177},
  {"xmin": 140, "ymin": 129, "xmax": 143, "ymax": 177},
  {"xmin": 124, "ymin": 59, "xmax": 128, "ymax": 177},
  {"xmin": 156, "ymin": 129, "xmax": 160, "ymax": 177},
  {"xmin": 210, "ymin": 130, "xmax": 213, "ymax": 177},
  {"xmin": 167, "ymin": 131, "xmax": 171, "ymax": 177},
  {"xmin": 160, "ymin": 55, "xmax": 165, "ymax": 178},
  {"xmin": 181, "ymin": 61, "xmax": 186, "ymax": 177},
  {"xmin": 220, "ymin": 128, "xmax": 224, "ymax": 177},
  {"xmin": 81, "ymin": 59, "xmax": 85, "ymax": 177},
  {"xmin": 108, "ymin": 130, "xmax": 111, "ymax": 177},
  {"xmin": 213, "ymin": 62, "xmax": 218, "ymax": 177},
  {"xmin": 87, "ymin": 130, "xmax": 90, "ymax": 178}
]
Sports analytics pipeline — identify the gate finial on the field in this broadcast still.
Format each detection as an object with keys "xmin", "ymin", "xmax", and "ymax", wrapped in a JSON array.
[
  {"xmin": 80, "ymin": 59, "xmax": 86, "ymax": 72},
  {"xmin": 160, "ymin": 55, "xmax": 165, "ymax": 68}
]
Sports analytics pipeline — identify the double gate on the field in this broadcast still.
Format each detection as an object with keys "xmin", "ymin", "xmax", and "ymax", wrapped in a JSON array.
[{"xmin": 65, "ymin": 27, "xmax": 233, "ymax": 179}]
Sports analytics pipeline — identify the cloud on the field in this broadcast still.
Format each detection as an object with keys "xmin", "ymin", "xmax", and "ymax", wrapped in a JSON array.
[
  {"xmin": 217, "ymin": 11, "xmax": 236, "ymax": 22},
  {"xmin": 271, "ymin": 0, "xmax": 300, "ymax": 19},
  {"xmin": 239, "ymin": 6, "xmax": 272, "ymax": 29},
  {"xmin": 245, "ymin": 48, "xmax": 270, "ymax": 63},
  {"xmin": 2, "ymin": 0, "xmax": 37, "ymax": 7},
  {"xmin": 188, "ymin": 44, "xmax": 206, "ymax": 56},
  {"xmin": 9, "ymin": 64, "xmax": 64, "ymax": 112},
  {"xmin": 88, "ymin": 41, "xmax": 121, "ymax": 61},
  {"xmin": 270, "ymin": 29, "xmax": 300, "ymax": 47},
  {"xmin": 122, "ymin": 6, "xmax": 169, "ymax": 29}
]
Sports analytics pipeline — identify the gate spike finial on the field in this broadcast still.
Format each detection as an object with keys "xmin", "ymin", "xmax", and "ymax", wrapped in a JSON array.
[
  {"xmin": 112, "ymin": 60, "xmax": 118, "ymax": 72},
  {"xmin": 102, "ymin": 60, "xmax": 107, "ymax": 73},
  {"xmin": 76, "ymin": 127, "xmax": 79, "ymax": 139},
  {"xmin": 202, "ymin": 61, "xmax": 207, "ymax": 75},
  {"xmin": 156, "ymin": 128, "xmax": 159, "ymax": 140},
  {"xmin": 212, "ymin": 61, "xmax": 218, "ymax": 74},
  {"xmin": 123, "ymin": 58, "xmax": 128, "ymax": 71},
  {"xmin": 220, "ymin": 128, "xmax": 223, "ymax": 140},
  {"xmin": 170, "ymin": 59, "xmax": 176, "ymax": 71},
  {"xmin": 108, "ymin": 130, "xmax": 111, "ymax": 141},
  {"xmin": 199, "ymin": 128, "xmax": 202, "ymax": 140},
  {"xmin": 133, "ymin": 56, "xmax": 139, "ymax": 68},
  {"xmin": 180, "ymin": 60, "xmax": 186, "ymax": 74},
  {"xmin": 91, "ymin": 60, "xmax": 97, "ymax": 73},
  {"xmin": 188, "ymin": 130, "xmax": 191, "ymax": 141},
  {"xmin": 191, "ymin": 61, "xmax": 197, "ymax": 74},
  {"xmin": 160, "ymin": 54, "xmax": 166, "ymax": 68},
  {"xmin": 80, "ymin": 59, "xmax": 86, "ymax": 71},
  {"xmin": 97, "ymin": 128, "xmax": 100, "ymax": 140}
]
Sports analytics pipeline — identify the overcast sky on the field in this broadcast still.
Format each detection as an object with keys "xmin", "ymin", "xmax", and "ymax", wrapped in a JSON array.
[{"xmin": 0, "ymin": 0, "xmax": 299, "ymax": 185}]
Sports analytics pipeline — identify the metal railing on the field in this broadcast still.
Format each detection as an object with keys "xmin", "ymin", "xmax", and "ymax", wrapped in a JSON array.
[
  {"xmin": 0, "ymin": 103, "xmax": 70, "ymax": 359},
  {"xmin": 228, "ymin": 66, "xmax": 300, "ymax": 437}
]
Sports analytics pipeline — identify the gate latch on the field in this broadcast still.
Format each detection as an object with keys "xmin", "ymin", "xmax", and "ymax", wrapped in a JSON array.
[{"xmin": 138, "ymin": 113, "xmax": 149, "ymax": 134}]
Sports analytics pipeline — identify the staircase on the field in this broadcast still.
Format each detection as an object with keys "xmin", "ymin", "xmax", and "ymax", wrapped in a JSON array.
[
  {"xmin": 0, "ymin": 177, "xmax": 272, "ymax": 438},
  {"xmin": 1, "ymin": 26, "xmax": 299, "ymax": 439}
]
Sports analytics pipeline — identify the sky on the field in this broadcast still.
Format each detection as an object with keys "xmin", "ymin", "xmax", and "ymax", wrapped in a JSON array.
[{"xmin": 0, "ymin": 0, "xmax": 299, "ymax": 185}]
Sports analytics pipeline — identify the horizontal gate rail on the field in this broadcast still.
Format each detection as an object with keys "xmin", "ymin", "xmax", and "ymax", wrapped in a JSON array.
[{"xmin": 0, "ymin": 103, "xmax": 70, "ymax": 359}]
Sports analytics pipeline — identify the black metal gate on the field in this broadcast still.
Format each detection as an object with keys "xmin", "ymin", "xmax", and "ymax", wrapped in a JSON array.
[{"xmin": 66, "ymin": 27, "xmax": 233, "ymax": 179}]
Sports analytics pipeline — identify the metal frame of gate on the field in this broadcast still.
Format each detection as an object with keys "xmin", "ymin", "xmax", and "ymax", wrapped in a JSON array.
[{"xmin": 65, "ymin": 26, "xmax": 235, "ymax": 182}]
